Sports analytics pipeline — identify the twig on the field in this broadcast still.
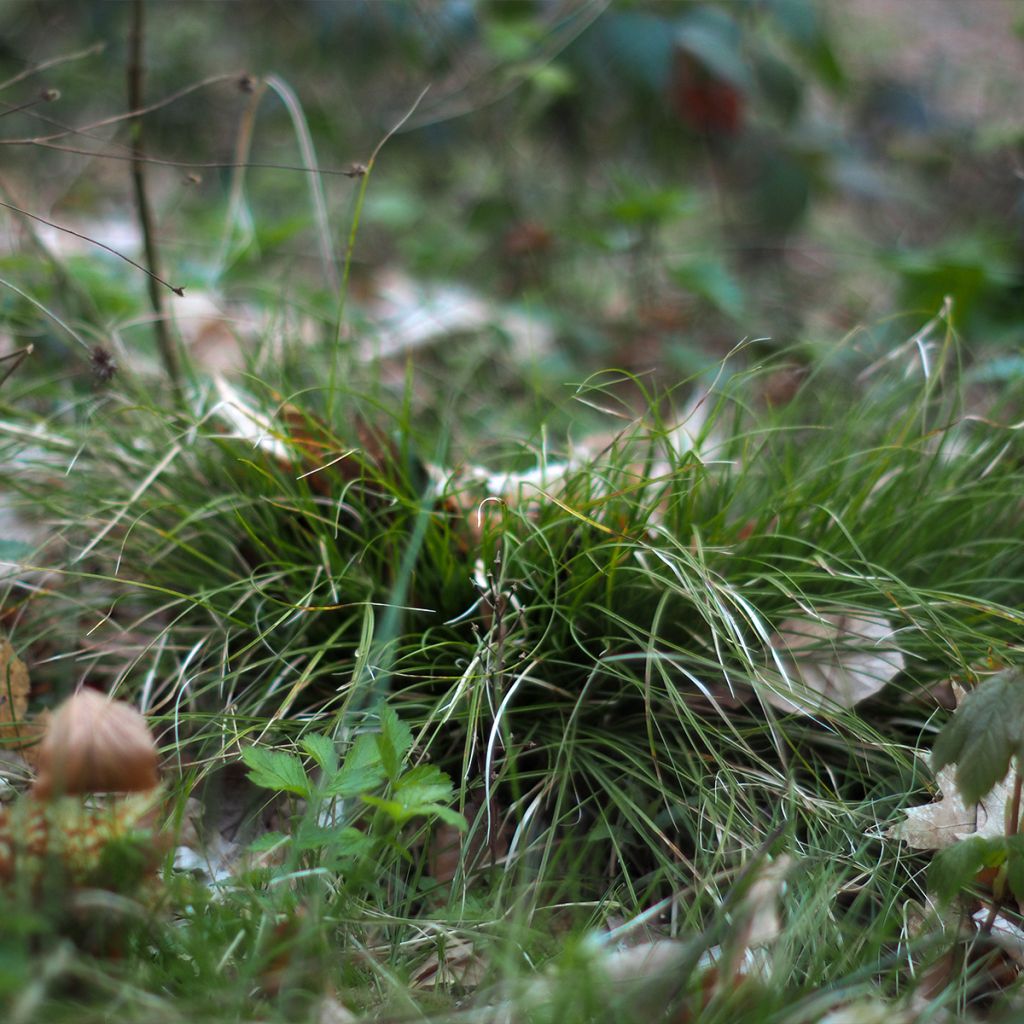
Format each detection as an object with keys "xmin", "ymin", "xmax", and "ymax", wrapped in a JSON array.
[
  {"xmin": 0, "ymin": 345, "xmax": 33, "ymax": 388},
  {"xmin": 0, "ymin": 41, "xmax": 104, "ymax": 93},
  {"xmin": 1, "ymin": 138, "xmax": 371, "ymax": 178},
  {"xmin": 127, "ymin": 0, "xmax": 181, "ymax": 390},
  {"xmin": 330, "ymin": 84, "xmax": 430, "ymax": 364},
  {"xmin": 0, "ymin": 199, "xmax": 182, "ymax": 297},
  {"xmin": 17, "ymin": 71, "xmax": 240, "ymax": 143},
  {"xmin": 0, "ymin": 175, "xmax": 99, "ymax": 321},
  {"xmin": 0, "ymin": 90, "xmax": 61, "ymax": 121}
]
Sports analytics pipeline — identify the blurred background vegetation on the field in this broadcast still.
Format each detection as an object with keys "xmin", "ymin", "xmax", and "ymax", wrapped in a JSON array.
[{"xmin": 0, "ymin": 0, "xmax": 1021, "ymax": 399}]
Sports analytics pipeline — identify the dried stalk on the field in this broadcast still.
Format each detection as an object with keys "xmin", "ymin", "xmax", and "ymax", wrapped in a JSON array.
[{"xmin": 127, "ymin": 0, "xmax": 181, "ymax": 389}]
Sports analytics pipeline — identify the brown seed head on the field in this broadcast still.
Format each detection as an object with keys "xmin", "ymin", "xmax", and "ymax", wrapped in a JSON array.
[{"xmin": 32, "ymin": 689, "xmax": 159, "ymax": 799}]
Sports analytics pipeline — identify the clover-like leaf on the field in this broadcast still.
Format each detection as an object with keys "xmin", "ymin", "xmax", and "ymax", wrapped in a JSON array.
[{"xmin": 932, "ymin": 669, "xmax": 1024, "ymax": 804}]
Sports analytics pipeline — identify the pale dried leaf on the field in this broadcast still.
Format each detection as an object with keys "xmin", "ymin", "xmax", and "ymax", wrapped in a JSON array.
[
  {"xmin": 174, "ymin": 783, "xmax": 290, "ymax": 887},
  {"xmin": 213, "ymin": 377, "xmax": 291, "ymax": 461},
  {"xmin": 738, "ymin": 855, "xmax": 792, "ymax": 949},
  {"xmin": 174, "ymin": 291, "xmax": 250, "ymax": 374},
  {"xmin": 0, "ymin": 637, "xmax": 30, "ymax": 743},
  {"xmin": 764, "ymin": 612, "xmax": 905, "ymax": 714},
  {"xmin": 363, "ymin": 269, "xmax": 553, "ymax": 361},
  {"xmin": 818, "ymin": 1000, "xmax": 909, "ymax": 1024},
  {"xmin": 411, "ymin": 937, "xmax": 487, "ymax": 991},
  {"xmin": 317, "ymin": 994, "xmax": 358, "ymax": 1024},
  {"xmin": 887, "ymin": 765, "xmax": 1013, "ymax": 850},
  {"xmin": 972, "ymin": 909, "xmax": 1024, "ymax": 964},
  {"xmin": 597, "ymin": 940, "xmax": 688, "ymax": 986}
]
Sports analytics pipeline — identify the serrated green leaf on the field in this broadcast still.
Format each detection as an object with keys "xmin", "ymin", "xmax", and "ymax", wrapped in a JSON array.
[
  {"xmin": 294, "ymin": 823, "xmax": 374, "ymax": 856},
  {"xmin": 362, "ymin": 790, "xmax": 465, "ymax": 830},
  {"xmin": 430, "ymin": 805, "xmax": 469, "ymax": 831},
  {"xmin": 322, "ymin": 732, "xmax": 386, "ymax": 798},
  {"xmin": 323, "ymin": 759, "xmax": 385, "ymax": 798},
  {"xmin": 240, "ymin": 746, "xmax": 310, "ymax": 797},
  {"xmin": 932, "ymin": 669, "xmax": 1024, "ymax": 804},
  {"xmin": 346, "ymin": 732, "xmax": 384, "ymax": 770},
  {"xmin": 930, "ymin": 835, "xmax": 1006, "ymax": 904},
  {"xmin": 394, "ymin": 782, "xmax": 454, "ymax": 808},
  {"xmin": 377, "ymin": 706, "xmax": 413, "ymax": 780},
  {"xmin": 361, "ymin": 795, "xmax": 409, "ymax": 823},
  {"xmin": 300, "ymin": 733, "xmax": 339, "ymax": 777},
  {"xmin": 395, "ymin": 763, "xmax": 454, "ymax": 805},
  {"xmin": 249, "ymin": 831, "xmax": 291, "ymax": 853}
]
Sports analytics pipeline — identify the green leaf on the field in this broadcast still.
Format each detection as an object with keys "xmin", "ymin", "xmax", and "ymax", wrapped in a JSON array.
[
  {"xmin": 430, "ymin": 805, "xmax": 469, "ymax": 830},
  {"xmin": 932, "ymin": 669, "xmax": 1024, "ymax": 804},
  {"xmin": 322, "ymin": 732, "xmax": 386, "ymax": 798},
  {"xmin": 0, "ymin": 540, "xmax": 33, "ymax": 562},
  {"xmin": 323, "ymin": 759, "xmax": 386, "ymax": 799},
  {"xmin": 240, "ymin": 746, "xmax": 310, "ymax": 797},
  {"xmin": 763, "ymin": 0, "xmax": 845, "ymax": 91},
  {"xmin": 294, "ymin": 823, "xmax": 374, "ymax": 856},
  {"xmin": 1005, "ymin": 836, "xmax": 1024, "ymax": 903},
  {"xmin": 670, "ymin": 258, "xmax": 745, "ymax": 319},
  {"xmin": 394, "ymin": 764, "xmax": 455, "ymax": 806},
  {"xmin": 249, "ymin": 831, "xmax": 291, "ymax": 853},
  {"xmin": 674, "ymin": 8, "xmax": 751, "ymax": 91},
  {"xmin": 362, "ymin": 793, "xmax": 465, "ymax": 829},
  {"xmin": 300, "ymin": 733, "xmax": 339, "ymax": 777},
  {"xmin": 607, "ymin": 185, "xmax": 693, "ymax": 228},
  {"xmin": 377, "ymin": 706, "xmax": 413, "ymax": 780},
  {"xmin": 346, "ymin": 732, "xmax": 384, "ymax": 770},
  {"xmin": 929, "ymin": 835, "xmax": 1005, "ymax": 904}
]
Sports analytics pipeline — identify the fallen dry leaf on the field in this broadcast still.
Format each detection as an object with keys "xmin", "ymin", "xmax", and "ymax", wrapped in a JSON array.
[
  {"xmin": 972, "ymin": 909, "xmax": 1024, "ymax": 963},
  {"xmin": 763, "ymin": 612, "xmax": 905, "ymax": 715},
  {"xmin": 887, "ymin": 764, "xmax": 1013, "ymax": 850},
  {"xmin": 317, "ymin": 994, "xmax": 358, "ymax": 1024},
  {"xmin": 173, "ymin": 291, "xmax": 250, "ymax": 375},
  {"xmin": 0, "ymin": 637, "xmax": 30, "ymax": 744},
  {"xmin": 362, "ymin": 268, "xmax": 554, "ymax": 362},
  {"xmin": 734, "ymin": 854, "xmax": 792, "ymax": 951},
  {"xmin": 818, "ymin": 999, "xmax": 911, "ymax": 1024},
  {"xmin": 411, "ymin": 936, "xmax": 487, "ymax": 991}
]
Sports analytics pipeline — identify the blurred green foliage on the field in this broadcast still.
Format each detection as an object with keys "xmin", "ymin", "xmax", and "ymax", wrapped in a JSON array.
[{"xmin": 0, "ymin": 0, "xmax": 1019, "ymax": 384}]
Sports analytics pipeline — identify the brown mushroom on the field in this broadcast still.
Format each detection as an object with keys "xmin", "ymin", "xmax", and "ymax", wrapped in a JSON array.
[{"xmin": 32, "ymin": 689, "xmax": 159, "ymax": 799}]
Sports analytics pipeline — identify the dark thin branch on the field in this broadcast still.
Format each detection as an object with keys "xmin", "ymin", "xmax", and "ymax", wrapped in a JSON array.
[
  {"xmin": 0, "ymin": 137, "xmax": 369, "ymax": 178},
  {"xmin": 0, "ymin": 345, "xmax": 33, "ymax": 388},
  {"xmin": 0, "ymin": 199, "xmax": 183, "ymax": 297},
  {"xmin": 0, "ymin": 89, "xmax": 61, "ymax": 121},
  {"xmin": 0, "ymin": 174, "xmax": 100, "ymax": 321},
  {"xmin": 0, "ymin": 42, "xmax": 104, "ymax": 93},
  {"xmin": 6, "ymin": 71, "xmax": 240, "ymax": 145},
  {"xmin": 127, "ymin": 0, "xmax": 181, "ymax": 389}
]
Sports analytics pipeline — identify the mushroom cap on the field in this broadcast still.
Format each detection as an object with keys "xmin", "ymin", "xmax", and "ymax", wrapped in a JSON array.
[{"xmin": 32, "ymin": 689, "xmax": 159, "ymax": 799}]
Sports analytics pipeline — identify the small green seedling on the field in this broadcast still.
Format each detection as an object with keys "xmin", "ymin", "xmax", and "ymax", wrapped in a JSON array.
[{"xmin": 240, "ymin": 706, "xmax": 465, "ymax": 882}]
